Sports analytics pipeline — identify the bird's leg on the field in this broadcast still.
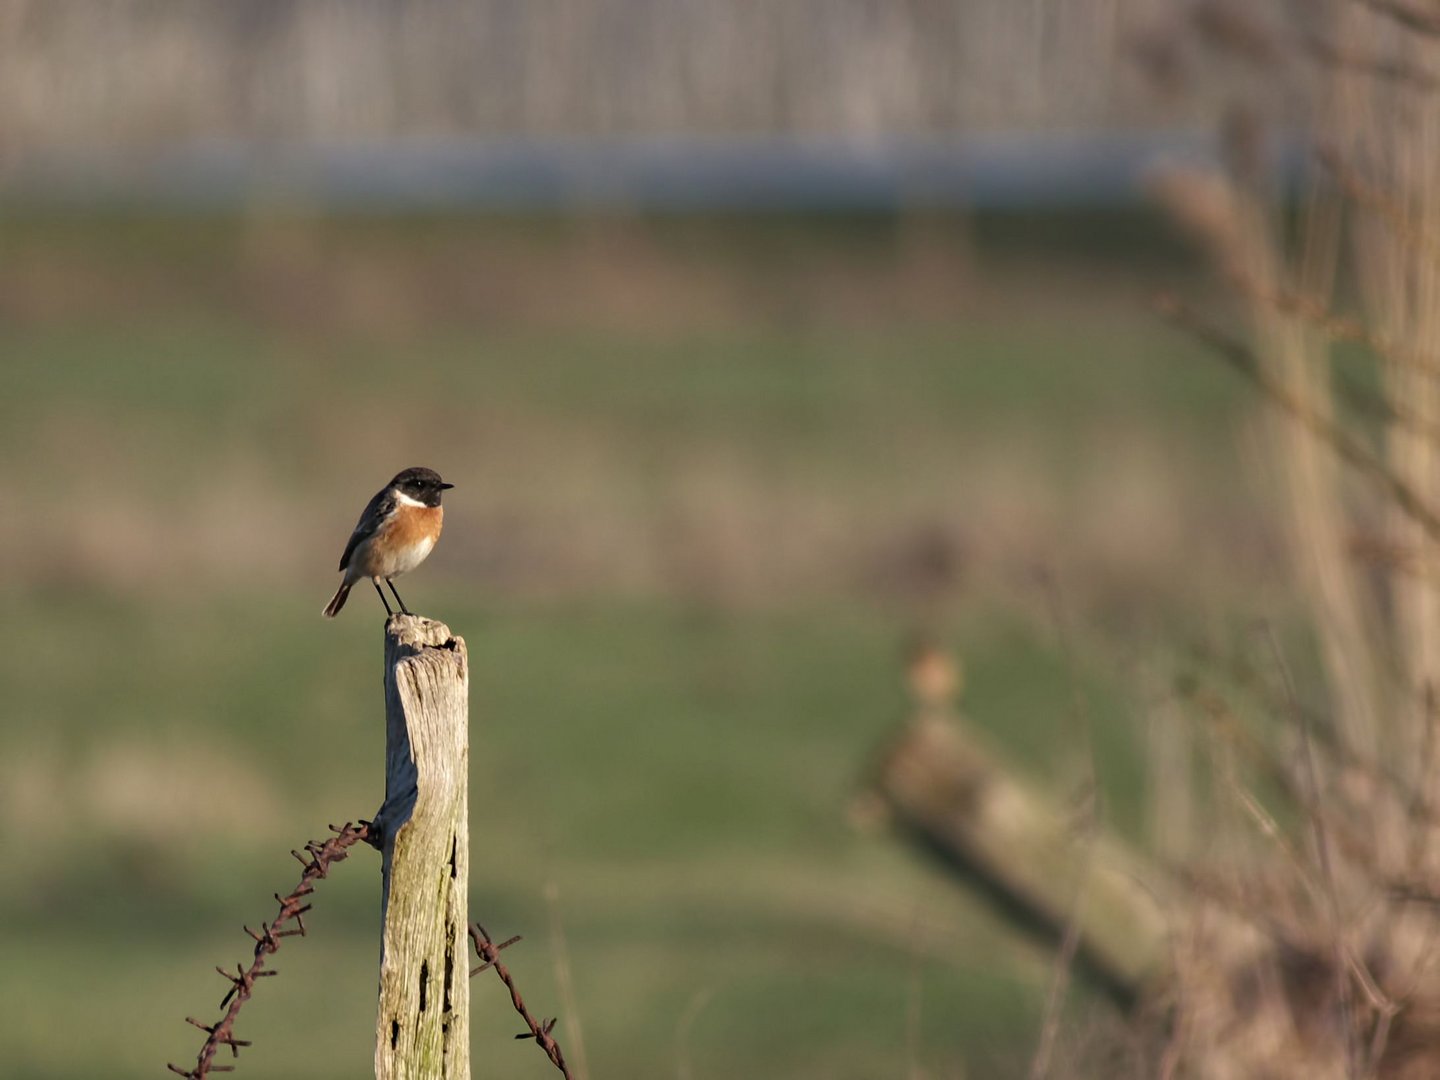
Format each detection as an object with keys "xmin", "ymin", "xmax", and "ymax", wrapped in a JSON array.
[
  {"xmin": 386, "ymin": 578, "xmax": 412, "ymax": 615},
  {"xmin": 372, "ymin": 579, "xmax": 395, "ymax": 615}
]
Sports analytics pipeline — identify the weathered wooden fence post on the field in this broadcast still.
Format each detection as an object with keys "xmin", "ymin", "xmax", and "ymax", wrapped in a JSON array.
[{"xmin": 371, "ymin": 614, "xmax": 470, "ymax": 1080}]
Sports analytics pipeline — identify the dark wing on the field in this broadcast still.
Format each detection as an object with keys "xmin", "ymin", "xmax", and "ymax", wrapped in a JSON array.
[{"xmin": 338, "ymin": 488, "xmax": 396, "ymax": 571}]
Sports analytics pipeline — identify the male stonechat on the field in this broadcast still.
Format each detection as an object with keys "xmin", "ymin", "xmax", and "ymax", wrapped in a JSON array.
[{"xmin": 323, "ymin": 467, "xmax": 453, "ymax": 618}]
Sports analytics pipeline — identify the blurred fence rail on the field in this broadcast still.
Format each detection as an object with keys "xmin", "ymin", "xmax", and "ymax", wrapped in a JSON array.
[{"xmin": 0, "ymin": 0, "xmax": 1181, "ymax": 152}]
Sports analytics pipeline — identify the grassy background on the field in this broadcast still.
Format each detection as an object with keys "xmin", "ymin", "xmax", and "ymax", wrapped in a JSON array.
[{"xmin": 0, "ymin": 210, "xmax": 1274, "ymax": 1078}]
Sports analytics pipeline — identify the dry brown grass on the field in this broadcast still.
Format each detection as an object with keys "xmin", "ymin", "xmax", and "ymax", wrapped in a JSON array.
[
  {"xmin": 1139, "ymin": 2, "xmax": 1440, "ymax": 1075},
  {"xmin": 862, "ymin": 4, "xmax": 1440, "ymax": 1076}
]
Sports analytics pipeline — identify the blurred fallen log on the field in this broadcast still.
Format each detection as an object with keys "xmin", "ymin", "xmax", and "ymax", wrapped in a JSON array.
[
  {"xmin": 861, "ymin": 712, "xmax": 1169, "ymax": 1011},
  {"xmin": 857, "ymin": 644, "xmax": 1440, "ymax": 1078}
]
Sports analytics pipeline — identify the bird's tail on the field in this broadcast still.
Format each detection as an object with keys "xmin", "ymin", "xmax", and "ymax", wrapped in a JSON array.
[{"xmin": 323, "ymin": 582, "xmax": 352, "ymax": 618}]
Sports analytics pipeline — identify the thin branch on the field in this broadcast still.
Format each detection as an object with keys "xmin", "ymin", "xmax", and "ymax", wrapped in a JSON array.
[
  {"xmin": 1237, "ymin": 278, "xmax": 1440, "ymax": 444},
  {"xmin": 1156, "ymin": 294, "xmax": 1440, "ymax": 543},
  {"xmin": 1224, "ymin": 777, "xmax": 1395, "ymax": 1025},
  {"xmin": 1299, "ymin": 29, "xmax": 1440, "ymax": 90},
  {"xmin": 545, "ymin": 882, "xmax": 591, "ymax": 1080},
  {"xmin": 1258, "ymin": 284, "xmax": 1409, "ymax": 364},
  {"xmin": 1354, "ymin": 0, "xmax": 1440, "ymax": 37},
  {"xmin": 1174, "ymin": 675, "xmax": 1377, "ymax": 873},
  {"xmin": 1028, "ymin": 575, "xmax": 1103, "ymax": 1079},
  {"xmin": 1263, "ymin": 627, "xmax": 1362, "ymax": 1075},
  {"xmin": 1317, "ymin": 144, "xmax": 1440, "ymax": 268},
  {"xmin": 1027, "ymin": 824, "xmax": 1098, "ymax": 1080}
]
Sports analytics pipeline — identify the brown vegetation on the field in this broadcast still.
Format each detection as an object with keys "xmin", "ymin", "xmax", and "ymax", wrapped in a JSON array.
[{"xmin": 865, "ymin": 3, "xmax": 1440, "ymax": 1076}]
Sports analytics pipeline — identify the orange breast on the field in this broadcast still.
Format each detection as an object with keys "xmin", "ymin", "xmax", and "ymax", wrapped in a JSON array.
[
  {"xmin": 352, "ymin": 504, "xmax": 444, "ymax": 579},
  {"xmin": 386, "ymin": 503, "xmax": 443, "ymax": 548}
]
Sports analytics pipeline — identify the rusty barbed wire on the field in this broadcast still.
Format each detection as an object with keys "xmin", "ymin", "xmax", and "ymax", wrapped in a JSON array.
[
  {"xmin": 167, "ymin": 821, "xmax": 372, "ymax": 1079},
  {"xmin": 469, "ymin": 921, "xmax": 574, "ymax": 1078},
  {"xmin": 169, "ymin": 823, "xmax": 572, "ymax": 1078}
]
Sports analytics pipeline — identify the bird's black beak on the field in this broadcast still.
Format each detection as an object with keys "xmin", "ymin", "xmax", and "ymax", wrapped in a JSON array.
[{"xmin": 439, "ymin": 482, "xmax": 455, "ymax": 490}]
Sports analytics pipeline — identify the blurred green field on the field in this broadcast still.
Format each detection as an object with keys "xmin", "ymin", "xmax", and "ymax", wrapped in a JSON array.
[{"xmin": 0, "ymin": 211, "xmax": 1265, "ymax": 1078}]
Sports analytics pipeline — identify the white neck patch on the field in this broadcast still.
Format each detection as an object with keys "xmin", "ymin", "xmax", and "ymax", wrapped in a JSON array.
[{"xmin": 394, "ymin": 490, "xmax": 427, "ymax": 508}]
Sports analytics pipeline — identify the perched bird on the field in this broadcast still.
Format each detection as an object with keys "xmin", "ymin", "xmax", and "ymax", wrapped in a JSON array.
[
  {"xmin": 323, "ymin": 467, "xmax": 454, "ymax": 618},
  {"xmin": 904, "ymin": 635, "xmax": 962, "ymax": 714}
]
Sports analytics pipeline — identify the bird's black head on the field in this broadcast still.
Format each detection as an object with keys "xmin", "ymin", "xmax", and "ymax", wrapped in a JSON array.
[{"xmin": 390, "ymin": 467, "xmax": 454, "ymax": 508}]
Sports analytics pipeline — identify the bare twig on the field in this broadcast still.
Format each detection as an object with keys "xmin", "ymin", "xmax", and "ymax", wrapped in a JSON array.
[
  {"xmin": 168, "ymin": 822, "xmax": 372, "ymax": 1079},
  {"xmin": 1264, "ymin": 288, "xmax": 1404, "ymax": 366},
  {"xmin": 1027, "ymin": 825, "xmax": 1098, "ymax": 1080},
  {"xmin": 545, "ymin": 881, "xmax": 591, "ymax": 1080},
  {"xmin": 1028, "ymin": 575, "xmax": 1102, "ymax": 1080},
  {"xmin": 469, "ymin": 921, "xmax": 574, "ymax": 1078},
  {"xmin": 1182, "ymin": 637, "xmax": 1440, "ymax": 830},
  {"xmin": 1263, "ymin": 627, "xmax": 1363, "ymax": 1075},
  {"xmin": 1174, "ymin": 676, "xmax": 1378, "ymax": 870},
  {"xmin": 1224, "ymin": 776, "xmax": 1395, "ymax": 1026},
  {"xmin": 1228, "ymin": 276, "xmax": 1440, "ymax": 446},
  {"xmin": 1317, "ymin": 144, "xmax": 1440, "ymax": 267},
  {"xmin": 1354, "ymin": 0, "xmax": 1440, "ymax": 37},
  {"xmin": 1156, "ymin": 293, "xmax": 1440, "ymax": 542},
  {"xmin": 1299, "ymin": 30, "xmax": 1440, "ymax": 90}
]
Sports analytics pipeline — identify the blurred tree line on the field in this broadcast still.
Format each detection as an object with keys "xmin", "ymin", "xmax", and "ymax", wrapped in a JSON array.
[{"xmin": 0, "ymin": 0, "xmax": 1186, "ymax": 150}]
